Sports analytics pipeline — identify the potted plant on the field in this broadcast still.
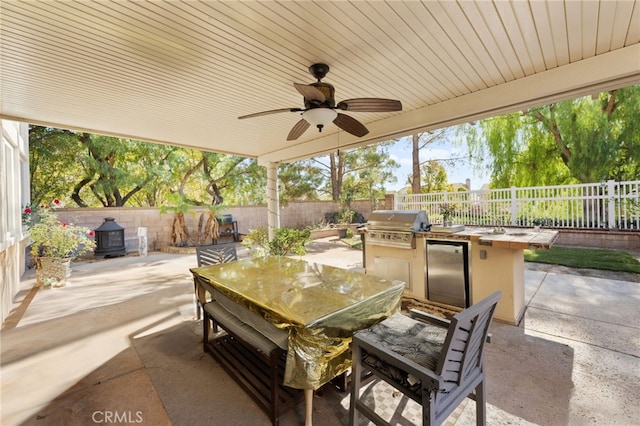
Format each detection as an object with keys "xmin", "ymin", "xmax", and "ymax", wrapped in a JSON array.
[
  {"xmin": 30, "ymin": 206, "xmax": 96, "ymax": 287},
  {"xmin": 439, "ymin": 203, "xmax": 457, "ymax": 227},
  {"xmin": 336, "ymin": 210, "xmax": 356, "ymax": 239},
  {"xmin": 532, "ymin": 218, "xmax": 544, "ymax": 231}
]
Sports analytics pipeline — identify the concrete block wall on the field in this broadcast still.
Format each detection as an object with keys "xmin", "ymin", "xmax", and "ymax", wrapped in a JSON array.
[
  {"xmin": 52, "ymin": 200, "xmax": 377, "ymax": 252},
  {"xmin": 556, "ymin": 230, "xmax": 640, "ymax": 252}
]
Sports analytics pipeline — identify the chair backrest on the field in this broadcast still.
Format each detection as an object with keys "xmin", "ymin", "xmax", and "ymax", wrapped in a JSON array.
[
  {"xmin": 196, "ymin": 243, "xmax": 238, "ymax": 267},
  {"xmin": 435, "ymin": 291, "xmax": 502, "ymax": 393}
]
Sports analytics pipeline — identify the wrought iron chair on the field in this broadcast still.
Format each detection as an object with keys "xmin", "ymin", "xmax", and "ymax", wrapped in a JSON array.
[
  {"xmin": 349, "ymin": 291, "xmax": 502, "ymax": 426},
  {"xmin": 194, "ymin": 243, "xmax": 238, "ymax": 319}
]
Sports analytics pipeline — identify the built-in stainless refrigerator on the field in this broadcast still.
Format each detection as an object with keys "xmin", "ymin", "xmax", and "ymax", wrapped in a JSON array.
[{"xmin": 426, "ymin": 240, "xmax": 470, "ymax": 308}]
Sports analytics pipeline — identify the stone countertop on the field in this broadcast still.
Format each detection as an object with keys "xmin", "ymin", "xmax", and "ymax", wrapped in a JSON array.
[{"xmin": 416, "ymin": 227, "xmax": 559, "ymax": 250}]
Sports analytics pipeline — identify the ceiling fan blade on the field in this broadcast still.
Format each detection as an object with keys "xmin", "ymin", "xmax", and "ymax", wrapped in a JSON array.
[
  {"xmin": 287, "ymin": 119, "xmax": 311, "ymax": 141},
  {"xmin": 333, "ymin": 113, "xmax": 369, "ymax": 137},
  {"xmin": 238, "ymin": 107, "xmax": 302, "ymax": 120},
  {"xmin": 294, "ymin": 83, "xmax": 326, "ymax": 102},
  {"xmin": 336, "ymin": 98, "xmax": 402, "ymax": 112}
]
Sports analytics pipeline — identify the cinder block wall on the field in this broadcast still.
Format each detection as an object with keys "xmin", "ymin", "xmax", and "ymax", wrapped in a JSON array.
[
  {"xmin": 53, "ymin": 200, "xmax": 377, "ymax": 251},
  {"xmin": 38, "ymin": 202, "xmax": 640, "ymax": 254},
  {"xmin": 556, "ymin": 230, "xmax": 640, "ymax": 251}
]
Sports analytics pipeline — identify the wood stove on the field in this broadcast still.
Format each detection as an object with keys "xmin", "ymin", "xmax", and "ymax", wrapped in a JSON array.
[{"xmin": 94, "ymin": 217, "xmax": 126, "ymax": 257}]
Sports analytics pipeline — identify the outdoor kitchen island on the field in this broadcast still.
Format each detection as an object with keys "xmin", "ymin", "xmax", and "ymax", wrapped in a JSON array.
[
  {"xmin": 364, "ymin": 220, "xmax": 558, "ymax": 326},
  {"xmin": 424, "ymin": 227, "xmax": 558, "ymax": 325}
]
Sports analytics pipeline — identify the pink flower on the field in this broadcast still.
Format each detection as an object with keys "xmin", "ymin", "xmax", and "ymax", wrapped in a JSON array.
[
  {"xmin": 24, "ymin": 207, "xmax": 32, "ymax": 214},
  {"xmin": 89, "ymin": 231, "xmax": 95, "ymax": 237},
  {"xmin": 61, "ymin": 222, "xmax": 68, "ymax": 227},
  {"xmin": 53, "ymin": 199, "xmax": 60, "ymax": 205}
]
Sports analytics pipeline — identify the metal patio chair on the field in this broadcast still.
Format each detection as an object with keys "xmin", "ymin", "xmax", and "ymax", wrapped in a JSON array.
[
  {"xmin": 194, "ymin": 243, "xmax": 238, "ymax": 320},
  {"xmin": 349, "ymin": 291, "xmax": 502, "ymax": 426}
]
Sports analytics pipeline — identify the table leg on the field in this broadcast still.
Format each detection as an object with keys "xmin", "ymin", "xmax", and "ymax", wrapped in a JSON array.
[{"xmin": 304, "ymin": 388, "xmax": 313, "ymax": 426}]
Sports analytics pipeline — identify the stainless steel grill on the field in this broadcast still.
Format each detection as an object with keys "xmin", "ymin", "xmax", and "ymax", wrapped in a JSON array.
[{"xmin": 365, "ymin": 210, "xmax": 430, "ymax": 249}]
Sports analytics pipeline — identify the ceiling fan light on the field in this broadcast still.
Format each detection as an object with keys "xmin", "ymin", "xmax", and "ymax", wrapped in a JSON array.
[{"xmin": 303, "ymin": 108, "xmax": 338, "ymax": 130}]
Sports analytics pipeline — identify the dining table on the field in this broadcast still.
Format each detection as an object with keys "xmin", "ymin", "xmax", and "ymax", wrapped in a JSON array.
[{"xmin": 191, "ymin": 256, "xmax": 405, "ymax": 426}]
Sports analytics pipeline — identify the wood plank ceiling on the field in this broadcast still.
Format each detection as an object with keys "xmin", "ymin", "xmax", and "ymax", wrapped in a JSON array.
[{"xmin": 1, "ymin": 1, "xmax": 639, "ymax": 165}]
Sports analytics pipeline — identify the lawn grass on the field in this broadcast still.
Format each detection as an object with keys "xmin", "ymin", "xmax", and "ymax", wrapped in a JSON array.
[{"xmin": 524, "ymin": 246, "xmax": 640, "ymax": 274}]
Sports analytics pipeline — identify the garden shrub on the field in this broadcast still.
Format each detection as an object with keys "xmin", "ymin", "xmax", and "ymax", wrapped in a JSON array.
[{"xmin": 242, "ymin": 226, "xmax": 312, "ymax": 257}]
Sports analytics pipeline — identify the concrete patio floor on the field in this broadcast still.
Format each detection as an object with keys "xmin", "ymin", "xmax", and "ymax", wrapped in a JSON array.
[{"xmin": 2, "ymin": 238, "xmax": 639, "ymax": 425}]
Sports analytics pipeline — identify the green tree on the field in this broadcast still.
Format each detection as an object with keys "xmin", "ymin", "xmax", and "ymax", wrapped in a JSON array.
[
  {"xmin": 72, "ymin": 133, "xmax": 176, "ymax": 207},
  {"xmin": 30, "ymin": 126, "xmax": 403, "ymax": 208},
  {"xmin": 416, "ymin": 160, "xmax": 450, "ymax": 193},
  {"xmin": 277, "ymin": 162, "xmax": 323, "ymax": 203},
  {"xmin": 169, "ymin": 150, "xmax": 250, "ymax": 206},
  {"xmin": 29, "ymin": 126, "xmax": 83, "ymax": 207},
  {"xmin": 404, "ymin": 128, "xmax": 470, "ymax": 194},
  {"xmin": 466, "ymin": 86, "xmax": 640, "ymax": 187},
  {"xmin": 340, "ymin": 144, "xmax": 399, "ymax": 204},
  {"xmin": 30, "ymin": 127, "xmax": 179, "ymax": 207},
  {"xmin": 311, "ymin": 143, "xmax": 399, "ymax": 202},
  {"xmin": 408, "ymin": 130, "xmax": 449, "ymax": 193},
  {"xmin": 30, "ymin": 127, "xmax": 265, "ymax": 208}
]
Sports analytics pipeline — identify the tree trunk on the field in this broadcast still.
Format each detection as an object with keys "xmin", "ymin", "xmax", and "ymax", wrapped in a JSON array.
[{"xmin": 411, "ymin": 133, "xmax": 421, "ymax": 194}]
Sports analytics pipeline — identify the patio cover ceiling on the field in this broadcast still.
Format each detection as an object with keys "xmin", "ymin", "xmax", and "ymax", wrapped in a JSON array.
[{"xmin": 1, "ymin": 1, "xmax": 639, "ymax": 166}]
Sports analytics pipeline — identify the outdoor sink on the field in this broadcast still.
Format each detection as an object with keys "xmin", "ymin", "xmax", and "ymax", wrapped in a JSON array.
[
  {"xmin": 475, "ymin": 229, "xmax": 506, "ymax": 235},
  {"xmin": 475, "ymin": 229, "xmax": 531, "ymax": 237}
]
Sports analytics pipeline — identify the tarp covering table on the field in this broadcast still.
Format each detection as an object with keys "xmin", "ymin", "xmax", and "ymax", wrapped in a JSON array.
[{"xmin": 191, "ymin": 256, "xmax": 404, "ymax": 390}]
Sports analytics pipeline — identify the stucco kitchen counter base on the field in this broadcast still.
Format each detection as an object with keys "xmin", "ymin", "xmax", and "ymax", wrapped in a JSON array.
[{"xmin": 415, "ymin": 228, "xmax": 559, "ymax": 325}]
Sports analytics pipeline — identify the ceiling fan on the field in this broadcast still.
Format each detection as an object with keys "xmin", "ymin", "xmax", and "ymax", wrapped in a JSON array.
[{"xmin": 238, "ymin": 63, "xmax": 402, "ymax": 141}]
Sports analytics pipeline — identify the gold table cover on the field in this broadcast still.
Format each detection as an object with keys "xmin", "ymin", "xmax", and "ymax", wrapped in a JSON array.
[{"xmin": 191, "ymin": 256, "xmax": 404, "ymax": 390}]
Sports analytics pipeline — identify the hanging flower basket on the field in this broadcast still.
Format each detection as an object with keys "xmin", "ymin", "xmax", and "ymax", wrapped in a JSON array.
[{"xmin": 36, "ymin": 257, "xmax": 72, "ymax": 287}]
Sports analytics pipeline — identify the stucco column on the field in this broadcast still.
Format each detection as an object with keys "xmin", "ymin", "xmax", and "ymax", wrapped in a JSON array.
[{"xmin": 266, "ymin": 162, "xmax": 280, "ymax": 240}]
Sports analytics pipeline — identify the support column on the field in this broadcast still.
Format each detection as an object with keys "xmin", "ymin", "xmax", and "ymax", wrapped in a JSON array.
[{"xmin": 266, "ymin": 162, "xmax": 280, "ymax": 240}]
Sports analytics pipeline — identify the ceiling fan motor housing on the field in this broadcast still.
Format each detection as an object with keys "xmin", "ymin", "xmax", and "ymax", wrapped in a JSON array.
[
  {"xmin": 304, "ymin": 82, "xmax": 335, "ymax": 108},
  {"xmin": 309, "ymin": 63, "xmax": 330, "ymax": 80}
]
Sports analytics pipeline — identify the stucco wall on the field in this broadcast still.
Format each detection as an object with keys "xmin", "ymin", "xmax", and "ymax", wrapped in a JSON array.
[
  {"xmin": 0, "ymin": 119, "xmax": 29, "ymax": 323},
  {"xmin": 53, "ymin": 200, "xmax": 377, "ymax": 252}
]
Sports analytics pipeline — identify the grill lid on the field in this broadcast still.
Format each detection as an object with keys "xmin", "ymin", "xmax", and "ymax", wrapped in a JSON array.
[{"xmin": 367, "ymin": 210, "xmax": 430, "ymax": 232}]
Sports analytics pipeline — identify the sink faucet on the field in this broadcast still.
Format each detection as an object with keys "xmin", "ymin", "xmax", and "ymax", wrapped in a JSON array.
[{"xmin": 493, "ymin": 221, "xmax": 506, "ymax": 234}]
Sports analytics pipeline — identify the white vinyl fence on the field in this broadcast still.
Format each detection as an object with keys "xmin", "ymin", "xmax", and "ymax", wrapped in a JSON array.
[{"xmin": 395, "ymin": 180, "xmax": 640, "ymax": 230}]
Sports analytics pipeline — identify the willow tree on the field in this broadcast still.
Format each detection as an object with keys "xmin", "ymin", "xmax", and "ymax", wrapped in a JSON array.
[{"xmin": 466, "ymin": 85, "xmax": 640, "ymax": 187}]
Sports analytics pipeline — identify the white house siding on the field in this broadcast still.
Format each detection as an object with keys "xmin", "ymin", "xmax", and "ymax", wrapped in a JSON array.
[{"xmin": 0, "ymin": 120, "xmax": 29, "ymax": 323}]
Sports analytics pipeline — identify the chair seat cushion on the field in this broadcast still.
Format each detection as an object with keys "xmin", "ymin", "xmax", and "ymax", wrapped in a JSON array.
[{"xmin": 356, "ymin": 313, "xmax": 447, "ymax": 392}]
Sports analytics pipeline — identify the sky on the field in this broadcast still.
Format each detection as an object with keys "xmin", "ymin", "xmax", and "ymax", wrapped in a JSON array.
[{"xmin": 385, "ymin": 135, "xmax": 489, "ymax": 191}]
